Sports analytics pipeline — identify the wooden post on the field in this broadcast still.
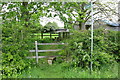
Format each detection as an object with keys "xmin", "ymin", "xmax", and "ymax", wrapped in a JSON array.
[
  {"xmin": 41, "ymin": 32, "xmax": 43, "ymax": 39},
  {"xmin": 50, "ymin": 32, "xmax": 52, "ymax": 39},
  {"xmin": 66, "ymin": 32, "xmax": 68, "ymax": 38},
  {"xmin": 58, "ymin": 32, "xmax": 61, "ymax": 40},
  {"xmin": 68, "ymin": 32, "xmax": 70, "ymax": 37},
  {"xmin": 67, "ymin": 32, "xmax": 69, "ymax": 38},
  {"xmin": 63, "ymin": 32, "xmax": 65, "ymax": 38},
  {"xmin": 65, "ymin": 32, "xmax": 67, "ymax": 38},
  {"xmin": 35, "ymin": 41, "xmax": 38, "ymax": 63}
]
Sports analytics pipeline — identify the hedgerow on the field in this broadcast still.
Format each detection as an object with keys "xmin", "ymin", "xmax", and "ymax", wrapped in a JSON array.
[
  {"xmin": 61, "ymin": 29, "xmax": 119, "ymax": 69},
  {"xmin": 2, "ymin": 21, "xmax": 34, "ymax": 78}
]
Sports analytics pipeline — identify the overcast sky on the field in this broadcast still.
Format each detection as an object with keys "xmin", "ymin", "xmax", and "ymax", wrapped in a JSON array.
[{"xmin": 40, "ymin": 16, "xmax": 64, "ymax": 27}]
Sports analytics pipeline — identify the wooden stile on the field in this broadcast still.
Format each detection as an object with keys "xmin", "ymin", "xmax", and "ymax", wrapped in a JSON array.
[{"xmin": 28, "ymin": 41, "xmax": 67, "ymax": 64}]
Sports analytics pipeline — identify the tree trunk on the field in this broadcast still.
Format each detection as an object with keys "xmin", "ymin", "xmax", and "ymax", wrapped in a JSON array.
[
  {"xmin": 21, "ymin": 2, "xmax": 30, "ymax": 27},
  {"xmin": 81, "ymin": 22, "xmax": 86, "ymax": 30},
  {"xmin": 78, "ymin": 2, "xmax": 86, "ymax": 30},
  {"xmin": 79, "ymin": 22, "xmax": 86, "ymax": 30}
]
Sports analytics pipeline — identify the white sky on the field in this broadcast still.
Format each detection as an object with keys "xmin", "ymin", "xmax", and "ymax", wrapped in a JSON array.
[{"xmin": 40, "ymin": 16, "xmax": 64, "ymax": 27}]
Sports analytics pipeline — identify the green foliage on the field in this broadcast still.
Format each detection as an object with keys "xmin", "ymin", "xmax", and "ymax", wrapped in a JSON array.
[
  {"xmin": 48, "ymin": 2, "xmax": 87, "ymax": 29},
  {"xmin": 2, "ymin": 21, "xmax": 54, "ymax": 78},
  {"xmin": 17, "ymin": 62, "xmax": 118, "ymax": 78},
  {"xmin": 1, "ymin": 2, "xmax": 44, "ymax": 77},
  {"xmin": 42, "ymin": 22, "xmax": 59, "ymax": 32},
  {"xmin": 1, "ymin": 2, "xmax": 119, "ymax": 78},
  {"xmin": 2, "ymin": 22, "xmax": 34, "ymax": 77},
  {"xmin": 61, "ymin": 29, "xmax": 119, "ymax": 68}
]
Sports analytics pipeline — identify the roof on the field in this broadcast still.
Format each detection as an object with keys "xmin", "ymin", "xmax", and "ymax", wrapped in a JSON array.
[
  {"xmin": 102, "ymin": 20, "xmax": 120, "ymax": 27},
  {"xmin": 55, "ymin": 29, "xmax": 69, "ymax": 33}
]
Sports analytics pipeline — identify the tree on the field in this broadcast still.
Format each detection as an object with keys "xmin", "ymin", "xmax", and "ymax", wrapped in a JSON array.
[
  {"xmin": 47, "ymin": 2, "xmax": 87, "ymax": 30},
  {"xmin": 1, "ymin": 2, "xmax": 45, "ymax": 77},
  {"xmin": 43, "ymin": 21, "xmax": 59, "ymax": 32},
  {"xmin": 45, "ymin": 1, "xmax": 119, "ymax": 30}
]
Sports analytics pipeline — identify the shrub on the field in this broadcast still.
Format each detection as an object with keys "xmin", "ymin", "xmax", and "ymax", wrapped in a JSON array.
[
  {"xmin": 61, "ymin": 29, "xmax": 119, "ymax": 69},
  {"xmin": 2, "ymin": 23, "xmax": 34, "ymax": 78}
]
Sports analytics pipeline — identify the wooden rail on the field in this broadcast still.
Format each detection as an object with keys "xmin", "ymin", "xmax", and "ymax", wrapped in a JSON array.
[
  {"xmin": 29, "ymin": 49, "xmax": 62, "ymax": 52},
  {"xmin": 26, "ymin": 56, "xmax": 61, "ymax": 59},
  {"xmin": 32, "ymin": 35, "xmax": 58, "ymax": 36},
  {"xmin": 37, "ymin": 43, "xmax": 67, "ymax": 45}
]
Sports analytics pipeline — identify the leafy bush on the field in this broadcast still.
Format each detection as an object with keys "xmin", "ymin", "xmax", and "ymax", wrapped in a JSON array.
[
  {"xmin": 61, "ymin": 29, "xmax": 119, "ymax": 69},
  {"xmin": 2, "ymin": 22, "xmax": 34, "ymax": 78}
]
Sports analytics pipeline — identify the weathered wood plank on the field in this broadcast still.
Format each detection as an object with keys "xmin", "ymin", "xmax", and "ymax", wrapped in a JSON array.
[
  {"xmin": 43, "ymin": 35, "xmax": 58, "ymax": 36},
  {"xmin": 48, "ymin": 57, "xmax": 55, "ymax": 59},
  {"xmin": 29, "ymin": 49, "xmax": 62, "ymax": 52},
  {"xmin": 26, "ymin": 56, "xmax": 48, "ymax": 58},
  {"xmin": 39, "ymin": 49, "xmax": 62, "ymax": 52},
  {"xmin": 29, "ymin": 50, "xmax": 35, "ymax": 52},
  {"xmin": 37, "ymin": 43, "xmax": 67, "ymax": 45},
  {"xmin": 50, "ymin": 32, "xmax": 52, "ymax": 39},
  {"xmin": 35, "ymin": 41, "xmax": 38, "ymax": 63},
  {"xmin": 31, "ymin": 35, "xmax": 58, "ymax": 36},
  {"xmin": 26, "ymin": 56, "xmax": 61, "ymax": 59}
]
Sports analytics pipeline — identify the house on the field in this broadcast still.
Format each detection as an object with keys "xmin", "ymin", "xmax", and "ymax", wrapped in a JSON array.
[
  {"xmin": 94, "ymin": 19, "xmax": 120, "ymax": 31},
  {"xmin": 73, "ymin": 19, "xmax": 120, "ymax": 31}
]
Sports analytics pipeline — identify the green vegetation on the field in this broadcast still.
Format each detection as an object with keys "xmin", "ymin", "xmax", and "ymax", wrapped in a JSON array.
[
  {"xmin": 43, "ymin": 22, "xmax": 59, "ymax": 32},
  {"xmin": 1, "ymin": 1, "xmax": 119, "ymax": 79},
  {"xmin": 2, "ymin": 28, "xmax": 119, "ymax": 78},
  {"xmin": 32, "ymin": 33, "xmax": 59, "ymax": 39},
  {"xmin": 11, "ymin": 62, "xmax": 118, "ymax": 78},
  {"xmin": 60, "ymin": 29, "xmax": 120, "ymax": 68}
]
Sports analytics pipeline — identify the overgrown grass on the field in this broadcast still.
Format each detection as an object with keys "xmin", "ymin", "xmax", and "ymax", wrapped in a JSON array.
[{"xmin": 16, "ymin": 62, "xmax": 118, "ymax": 78}]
